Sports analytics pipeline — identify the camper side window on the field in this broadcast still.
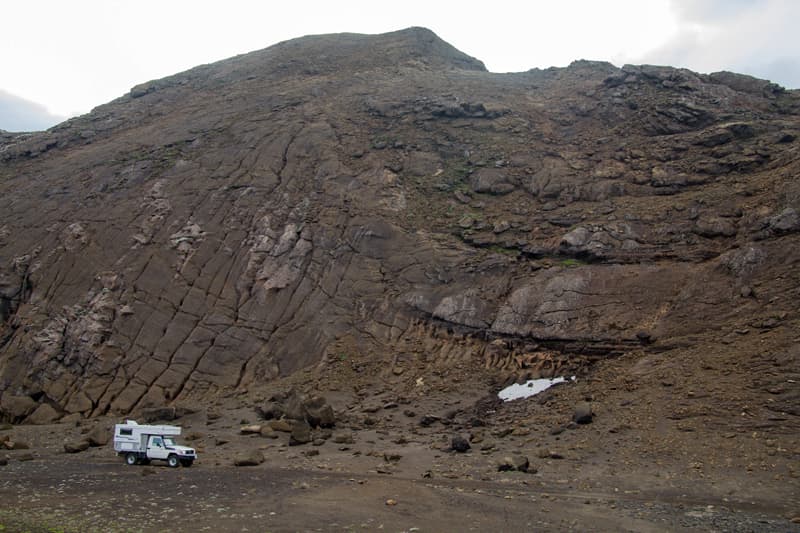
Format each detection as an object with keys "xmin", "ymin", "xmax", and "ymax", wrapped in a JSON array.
[{"xmin": 120, "ymin": 428, "xmax": 132, "ymax": 436}]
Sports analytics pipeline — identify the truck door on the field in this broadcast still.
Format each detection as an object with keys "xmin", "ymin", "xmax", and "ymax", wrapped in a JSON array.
[{"xmin": 147, "ymin": 436, "xmax": 169, "ymax": 460}]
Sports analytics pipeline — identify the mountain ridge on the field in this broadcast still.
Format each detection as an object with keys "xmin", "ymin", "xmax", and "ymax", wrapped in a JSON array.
[{"xmin": 0, "ymin": 28, "xmax": 798, "ymax": 425}]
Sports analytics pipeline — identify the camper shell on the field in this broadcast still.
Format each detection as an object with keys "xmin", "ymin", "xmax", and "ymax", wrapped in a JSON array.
[{"xmin": 113, "ymin": 420, "xmax": 197, "ymax": 467}]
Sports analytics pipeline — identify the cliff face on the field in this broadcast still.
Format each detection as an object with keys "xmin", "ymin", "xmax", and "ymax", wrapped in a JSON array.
[{"xmin": 1, "ymin": 27, "xmax": 799, "ymax": 422}]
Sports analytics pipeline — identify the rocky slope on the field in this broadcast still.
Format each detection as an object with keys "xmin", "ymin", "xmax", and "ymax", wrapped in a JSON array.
[{"xmin": 1, "ymin": 27, "xmax": 799, "ymax": 423}]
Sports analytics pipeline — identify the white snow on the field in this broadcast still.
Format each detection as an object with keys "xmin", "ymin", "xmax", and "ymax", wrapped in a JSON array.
[{"xmin": 498, "ymin": 376, "xmax": 575, "ymax": 401}]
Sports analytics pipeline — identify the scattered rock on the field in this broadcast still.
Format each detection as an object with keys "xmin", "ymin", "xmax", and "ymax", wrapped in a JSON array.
[
  {"xmin": 259, "ymin": 426, "xmax": 278, "ymax": 439},
  {"xmin": 17, "ymin": 452, "xmax": 34, "ymax": 461},
  {"xmin": 419, "ymin": 415, "xmax": 439, "ymax": 427},
  {"xmin": 304, "ymin": 396, "xmax": 336, "ymax": 428},
  {"xmin": 383, "ymin": 452, "xmax": 402, "ymax": 463},
  {"xmin": 268, "ymin": 419, "xmax": 294, "ymax": 432},
  {"xmin": 64, "ymin": 440, "xmax": 91, "ymax": 453},
  {"xmin": 140, "ymin": 406, "xmax": 193, "ymax": 423},
  {"xmin": 86, "ymin": 425, "xmax": 111, "ymax": 446},
  {"xmin": 451, "ymin": 435, "xmax": 471, "ymax": 453},
  {"xmin": 233, "ymin": 449, "xmax": 264, "ymax": 466},
  {"xmin": 258, "ymin": 390, "xmax": 336, "ymax": 428},
  {"xmin": 27, "ymin": 403, "xmax": 61, "ymax": 425},
  {"xmin": 240, "ymin": 424, "xmax": 262, "ymax": 435},
  {"xmin": 497, "ymin": 455, "xmax": 532, "ymax": 473},
  {"xmin": 333, "ymin": 433, "xmax": 354, "ymax": 444},
  {"xmin": 0, "ymin": 457, "xmax": 7, "ymax": 466},
  {"xmin": 573, "ymin": 402, "xmax": 594, "ymax": 424},
  {"xmin": 289, "ymin": 421, "xmax": 312, "ymax": 446},
  {"xmin": 0, "ymin": 395, "xmax": 37, "ymax": 422},
  {"xmin": 2, "ymin": 439, "xmax": 30, "ymax": 450}
]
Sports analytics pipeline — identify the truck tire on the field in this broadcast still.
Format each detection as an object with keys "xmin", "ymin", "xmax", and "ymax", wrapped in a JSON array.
[
  {"xmin": 167, "ymin": 455, "xmax": 179, "ymax": 468},
  {"xmin": 125, "ymin": 453, "xmax": 138, "ymax": 466},
  {"xmin": 180, "ymin": 459, "xmax": 194, "ymax": 467}
]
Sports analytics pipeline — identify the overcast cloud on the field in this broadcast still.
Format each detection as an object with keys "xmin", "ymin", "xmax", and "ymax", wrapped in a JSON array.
[
  {"xmin": 0, "ymin": 0, "xmax": 797, "ymax": 132},
  {"xmin": 637, "ymin": 0, "xmax": 800, "ymax": 87},
  {"xmin": 0, "ymin": 90, "xmax": 65, "ymax": 133}
]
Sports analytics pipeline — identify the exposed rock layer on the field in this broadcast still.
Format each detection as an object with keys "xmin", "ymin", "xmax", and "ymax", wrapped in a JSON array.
[{"xmin": 0, "ymin": 28, "xmax": 799, "ymax": 421}]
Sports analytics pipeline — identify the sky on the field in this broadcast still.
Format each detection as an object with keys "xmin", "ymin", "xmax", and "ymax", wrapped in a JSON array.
[{"xmin": 1, "ymin": 0, "xmax": 798, "ymax": 132}]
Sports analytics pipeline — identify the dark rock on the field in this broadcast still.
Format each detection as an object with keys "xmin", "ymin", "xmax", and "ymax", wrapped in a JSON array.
[
  {"xmin": 419, "ymin": 415, "xmax": 439, "ymax": 427},
  {"xmin": 305, "ymin": 396, "xmax": 336, "ymax": 428},
  {"xmin": 140, "ymin": 406, "xmax": 193, "ymax": 423},
  {"xmin": 332, "ymin": 433, "xmax": 354, "ymax": 444},
  {"xmin": 86, "ymin": 425, "xmax": 110, "ymax": 447},
  {"xmin": 470, "ymin": 168, "xmax": 515, "ymax": 195},
  {"xmin": 694, "ymin": 217, "xmax": 737, "ymax": 238},
  {"xmin": 289, "ymin": 421, "xmax": 312, "ymax": 445},
  {"xmin": 451, "ymin": 435, "xmax": 471, "ymax": 453},
  {"xmin": 64, "ymin": 439, "xmax": 91, "ymax": 453},
  {"xmin": 282, "ymin": 389, "xmax": 307, "ymax": 421},
  {"xmin": 260, "ymin": 426, "xmax": 278, "ymax": 439},
  {"xmin": 0, "ymin": 395, "xmax": 37, "ymax": 422},
  {"xmin": 767, "ymin": 208, "xmax": 799, "ymax": 234},
  {"xmin": 17, "ymin": 452, "xmax": 34, "ymax": 462},
  {"xmin": 0, "ymin": 458, "xmax": 7, "ymax": 466},
  {"xmin": 233, "ymin": 449, "xmax": 264, "ymax": 466},
  {"xmin": 268, "ymin": 419, "xmax": 294, "ymax": 432},
  {"xmin": 497, "ymin": 455, "xmax": 531, "ymax": 473},
  {"xmin": 27, "ymin": 403, "xmax": 61, "ymax": 425},
  {"xmin": 3, "ymin": 439, "xmax": 29, "ymax": 450},
  {"xmin": 573, "ymin": 402, "xmax": 594, "ymax": 424},
  {"xmin": 256, "ymin": 401, "xmax": 284, "ymax": 420}
]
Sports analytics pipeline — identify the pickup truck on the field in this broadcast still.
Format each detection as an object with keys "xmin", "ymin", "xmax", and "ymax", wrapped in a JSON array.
[{"xmin": 113, "ymin": 420, "xmax": 197, "ymax": 467}]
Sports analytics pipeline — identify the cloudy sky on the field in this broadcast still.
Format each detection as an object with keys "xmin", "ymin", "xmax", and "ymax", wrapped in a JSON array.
[{"xmin": 1, "ymin": 0, "xmax": 798, "ymax": 131}]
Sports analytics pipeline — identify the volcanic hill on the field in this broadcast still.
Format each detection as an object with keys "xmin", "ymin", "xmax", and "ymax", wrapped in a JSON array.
[{"xmin": 0, "ymin": 26, "xmax": 799, "ymax": 428}]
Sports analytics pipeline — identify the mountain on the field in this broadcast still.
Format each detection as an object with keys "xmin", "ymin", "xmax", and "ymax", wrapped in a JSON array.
[{"xmin": 0, "ymin": 27, "xmax": 798, "ymax": 424}]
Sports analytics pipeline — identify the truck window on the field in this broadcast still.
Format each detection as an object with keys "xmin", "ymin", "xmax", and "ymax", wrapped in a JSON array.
[{"xmin": 152, "ymin": 437, "xmax": 163, "ymax": 447}]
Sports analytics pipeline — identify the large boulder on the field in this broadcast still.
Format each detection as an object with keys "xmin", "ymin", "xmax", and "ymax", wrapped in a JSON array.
[
  {"xmin": 27, "ymin": 403, "xmax": 61, "ymax": 425},
  {"xmin": 64, "ymin": 439, "xmax": 91, "ymax": 453},
  {"xmin": 497, "ymin": 455, "xmax": 532, "ymax": 473},
  {"xmin": 86, "ymin": 425, "xmax": 111, "ymax": 446},
  {"xmin": 304, "ymin": 396, "xmax": 336, "ymax": 428},
  {"xmin": 289, "ymin": 421, "xmax": 312, "ymax": 446},
  {"xmin": 0, "ymin": 394, "xmax": 38, "ymax": 423},
  {"xmin": 257, "ymin": 390, "xmax": 336, "ymax": 428},
  {"xmin": 233, "ymin": 449, "xmax": 264, "ymax": 467},
  {"xmin": 140, "ymin": 406, "xmax": 194, "ymax": 423}
]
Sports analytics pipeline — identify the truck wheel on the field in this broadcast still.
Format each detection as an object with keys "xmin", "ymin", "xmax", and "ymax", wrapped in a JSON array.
[
  {"xmin": 125, "ymin": 453, "xmax": 138, "ymax": 466},
  {"xmin": 180, "ymin": 459, "xmax": 193, "ymax": 467},
  {"xmin": 167, "ymin": 455, "xmax": 179, "ymax": 468}
]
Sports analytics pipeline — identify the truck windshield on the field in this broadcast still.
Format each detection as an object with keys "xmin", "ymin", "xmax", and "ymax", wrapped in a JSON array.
[{"xmin": 163, "ymin": 437, "xmax": 176, "ymax": 446}]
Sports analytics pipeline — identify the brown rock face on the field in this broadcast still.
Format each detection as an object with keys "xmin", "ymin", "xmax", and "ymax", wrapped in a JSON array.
[{"xmin": 0, "ymin": 28, "xmax": 799, "ymax": 420}]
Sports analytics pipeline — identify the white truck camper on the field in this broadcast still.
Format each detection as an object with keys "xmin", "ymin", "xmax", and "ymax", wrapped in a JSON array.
[{"xmin": 113, "ymin": 420, "xmax": 197, "ymax": 467}]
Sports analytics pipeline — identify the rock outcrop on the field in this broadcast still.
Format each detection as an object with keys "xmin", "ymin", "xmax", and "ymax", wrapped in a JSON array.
[{"xmin": 0, "ymin": 28, "xmax": 799, "ymax": 421}]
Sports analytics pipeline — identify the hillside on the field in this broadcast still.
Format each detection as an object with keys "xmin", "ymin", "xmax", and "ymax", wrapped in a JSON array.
[{"xmin": 0, "ymin": 27, "xmax": 799, "ymax": 530}]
